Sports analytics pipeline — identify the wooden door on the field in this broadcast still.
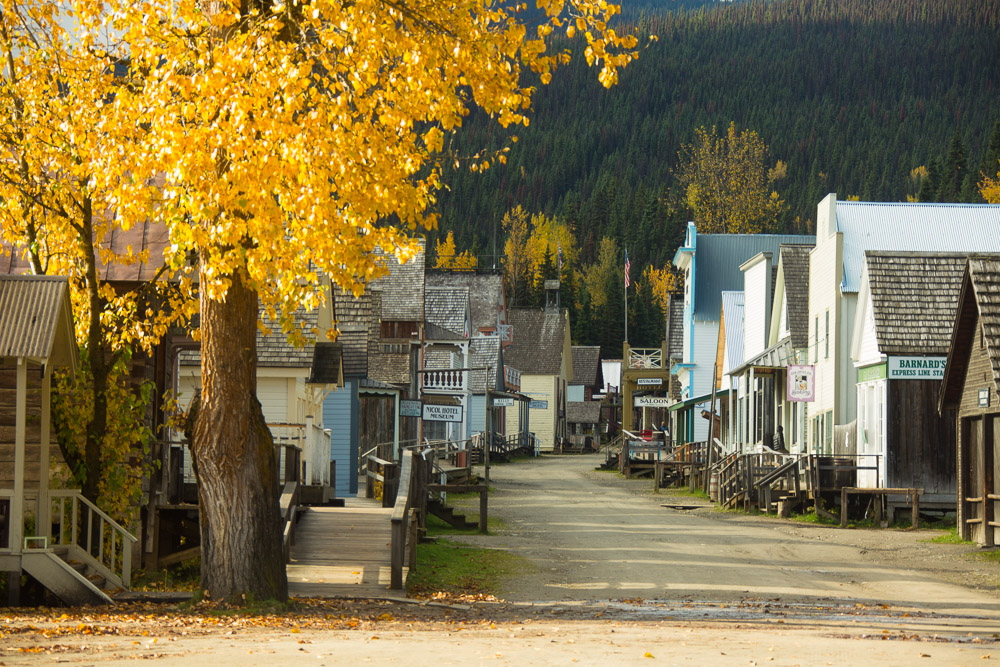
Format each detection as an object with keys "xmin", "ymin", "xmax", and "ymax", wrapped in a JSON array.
[
  {"xmin": 963, "ymin": 417, "xmax": 985, "ymax": 544},
  {"xmin": 988, "ymin": 415, "xmax": 1000, "ymax": 547}
]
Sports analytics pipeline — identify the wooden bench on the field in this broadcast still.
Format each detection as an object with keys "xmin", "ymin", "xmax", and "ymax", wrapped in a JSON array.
[{"xmin": 839, "ymin": 487, "xmax": 923, "ymax": 528}]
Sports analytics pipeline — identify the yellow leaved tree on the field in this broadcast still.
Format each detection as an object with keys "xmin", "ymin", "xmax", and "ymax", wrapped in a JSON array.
[
  {"xmin": 0, "ymin": 2, "xmax": 193, "ymax": 519},
  {"xmin": 676, "ymin": 122, "xmax": 787, "ymax": 234},
  {"xmin": 90, "ymin": 0, "xmax": 641, "ymax": 601},
  {"xmin": 644, "ymin": 264, "xmax": 679, "ymax": 313},
  {"xmin": 983, "ymin": 171, "xmax": 1000, "ymax": 204},
  {"xmin": 433, "ymin": 232, "xmax": 477, "ymax": 270}
]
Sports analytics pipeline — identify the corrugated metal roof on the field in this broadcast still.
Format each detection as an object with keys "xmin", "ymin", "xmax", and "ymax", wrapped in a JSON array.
[
  {"xmin": 837, "ymin": 201, "xmax": 1000, "ymax": 294},
  {"xmin": 721, "ymin": 291, "xmax": 744, "ymax": 375},
  {"xmin": 693, "ymin": 234, "xmax": 814, "ymax": 321},
  {"xmin": 0, "ymin": 275, "xmax": 76, "ymax": 369}
]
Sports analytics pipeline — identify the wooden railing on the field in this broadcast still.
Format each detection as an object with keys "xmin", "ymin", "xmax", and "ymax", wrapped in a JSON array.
[
  {"xmin": 279, "ymin": 481, "xmax": 300, "ymax": 563},
  {"xmin": 421, "ymin": 368, "xmax": 467, "ymax": 392},
  {"xmin": 389, "ymin": 450, "xmax": 432, "ymax": 590},
  {"xmin": 270, "ymin": 421, "xmax": 331, "ymax": 486},
  {"xmin": 45, "ymin": 490, "xmax": 138, "ymax": 589}
]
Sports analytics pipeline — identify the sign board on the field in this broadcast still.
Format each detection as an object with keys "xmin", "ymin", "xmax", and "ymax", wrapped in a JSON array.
[
  {"xmin": 634, "ymin": 396, "xmax": 671, "ymax": 408},
  {"xmin": 528, "ymin": 400, "xmax": 548, "ymax": 410},
  {"xmin": 491, "ymin": 397, "xmax": 515, "ymax": 408},
  {"xmin": 787, "ymin": 365, "xmax": 814, "ymax": 402},
  {"xmin": 637, "ymin": 377, "xmax": 663, "ymax": 386},
  {"xmin": 887, "ymin": 356, "xmax": 946, "ymax": 380},
  {"xmin": 979, "ymin": 388, "xmax": 991, "ymax": 408},
  {"xmin": 400, "ymin": 400, "xmax": 422, "ymax": 417},
  {"xmin": 422, "ymin": 403, "xmax": 463, "ymax": 423},
  {"xmin": 857, "ymin": 363, "xmax": 886, "ymax": 383}
]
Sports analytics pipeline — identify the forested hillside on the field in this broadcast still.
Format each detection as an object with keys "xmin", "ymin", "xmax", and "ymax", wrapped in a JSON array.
[{"xmin": 435, "ymin": 0, "xmax": 1000, "ymax": 276}]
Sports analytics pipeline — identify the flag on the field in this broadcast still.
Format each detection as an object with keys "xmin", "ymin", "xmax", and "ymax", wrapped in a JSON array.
[
  {"xmin": 624, "ymin": 249, "xmax": 631, "ymax": 288},
  {"xmin": 557, "ymin": 242, "xmax": 564, "ymax": 272}
]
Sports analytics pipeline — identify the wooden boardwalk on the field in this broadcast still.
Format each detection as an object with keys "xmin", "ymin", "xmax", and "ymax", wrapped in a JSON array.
[{"xmin": 287, "ymin": 496, "xmax": 406, "ymax": 599}]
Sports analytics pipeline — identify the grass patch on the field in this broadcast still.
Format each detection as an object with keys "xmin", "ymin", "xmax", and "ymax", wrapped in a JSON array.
[
  {"xmin": 132, "ymin": 557, "xmax": 201, "ymax": 592},
  {"xmin": 424, "ymin": 512, "xmax": 504, "ymax": 536},
  {"xmin": 969, "ymin": 549, "xmax": 1000, "ymax": 563},
  {"xmin": 790, "ymin": 509, "xmax": 840, "ymax": 526},
  {"xmin": 407, "ymin": 538, "xmax": 531, "ymax": 598},
  {"xmin": 926, "ymin": 527, "xmax": 975, "ymax": 545},
  {"xmin": 662, "ymin": 486, "xmax": 710, "ymax": 501}
]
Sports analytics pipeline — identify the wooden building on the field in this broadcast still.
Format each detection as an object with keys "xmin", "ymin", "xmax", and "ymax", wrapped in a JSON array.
[
  {"xmin": 939, "ymin": 255, "xmax": 1000, "ymax": 546},
  {"xmin": 850, "ymin": 252, "xmax": 966, "ymax": 514}
]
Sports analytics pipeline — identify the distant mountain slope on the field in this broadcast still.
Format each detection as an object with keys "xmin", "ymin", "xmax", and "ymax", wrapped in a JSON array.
[{"xmin": 436, "ymin": 0, "xmax": 1000, "ymax": 270}]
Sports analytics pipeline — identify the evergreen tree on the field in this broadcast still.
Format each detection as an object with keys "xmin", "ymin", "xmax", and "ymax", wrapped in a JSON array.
[{"xmin": 938, "ymin": 132, "xmax": 968, "ymax": 202}]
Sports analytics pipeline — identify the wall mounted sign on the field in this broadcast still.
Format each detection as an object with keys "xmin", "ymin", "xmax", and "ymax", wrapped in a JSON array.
[
  {"xmin": 633, "ymin": 396, "xmax": 671, "ymax": 408},
  {"xmin": 491, "ymin": 397, "xmax": 515, "ymax": 408},
  {"xmin": 857, "ymin": 363, "xmax": 886, "ymax": 383},
  {"xmin": 528, "ymin": 400, "xmax": 548, "ymax": 410},
  {"xmin": 400, "ymin": 400, "xmax": 422, "ymax": 417},
  {"xmin": 887, "ymin": 356, "xmax": 946, "ymax": 380},
  {"xmin": 787, "ymin": 365, "xmax": 815, "ymax": 402},
  {"xmin": 422, "ymin": 404, "xmax": 463, "ymax": 423},
  {"xmin": 637, "ymin": 377, "xmax": 663, "ymax": 386}
]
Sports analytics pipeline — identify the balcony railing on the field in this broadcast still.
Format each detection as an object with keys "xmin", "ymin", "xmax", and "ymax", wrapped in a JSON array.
[
  {"xmin": 504, "ymin": 365, "xmax": 520, "ymax": 391},
  {"xmin": 628, "ymin": 347, "xmax": 663, "ymax": 369},
  {"xmin": 422, "ymin": 368, "xmax": 466, "ymax": 392}
]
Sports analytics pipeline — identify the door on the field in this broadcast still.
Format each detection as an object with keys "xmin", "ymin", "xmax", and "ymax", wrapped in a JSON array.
[{"xmin": 963, "ymin": 416, "xmax": 985, "ymax": 544}]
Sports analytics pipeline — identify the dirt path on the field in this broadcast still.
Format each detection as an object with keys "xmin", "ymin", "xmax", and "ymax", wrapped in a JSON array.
[
  {"xmin": 454, "ymin": 455, "xmax": 1000, "ymax": 615},
  {"xmin": 3, "ymin": 454, "xmax": 1000, "ymax": 665}
]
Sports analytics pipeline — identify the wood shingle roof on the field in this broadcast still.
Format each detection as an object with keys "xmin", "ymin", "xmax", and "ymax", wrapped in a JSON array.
[
  {"xmin": 370, "ymin": 242, "xmax": 425, "ymax": 321},
  {"xmin": 505, "ymin": 308, "xmax": 568, "ymax": 376},
  {"xmin": 779, "ymin": 244, "xmax": 813, "ymax": 349},
  {"xmin": 865, "ymin": 251, "xmax": 967, "ymax": 356},
  {"xmin": 570, "ymin": 346, "xmax": 601, "ymax": 387}
]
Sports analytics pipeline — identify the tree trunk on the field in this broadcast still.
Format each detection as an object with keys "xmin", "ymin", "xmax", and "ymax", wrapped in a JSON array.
[{"xmin": 192, "ymin": 259, "xmax": 287, "ymax": 602}]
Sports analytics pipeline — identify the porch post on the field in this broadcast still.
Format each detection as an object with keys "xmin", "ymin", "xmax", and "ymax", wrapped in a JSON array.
[
  {"xmin": 393, "ymin": 391, "xmax": 400, "ymax": 459},
  {"xmin": 38, "ymin": 364, "xmax": 52, "ymax": 542},
  {"xmin": 11, "ymin": 358, "xmax": 27, "ymax": 555}
]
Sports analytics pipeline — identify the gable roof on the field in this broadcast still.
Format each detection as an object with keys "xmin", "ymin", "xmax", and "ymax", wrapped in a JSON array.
[
  {"xmin": 567, "ymin": 401, "xmax": 602, "ymax": 424},
  {"xmin": 0, "ymin": 275, "xmax": 77, "ymax": 371},
  {"xmin": 425, "ymin": 286, "xmax": 469, "ymax": 338},
  {"xmin": 425, "ymin": 271, "xmax": 505, "ymax": 331},
  {"xmin": 865, "ymin": 251, "xmax": 967, "ymax": 356},
  {"xmin": 469, "ymin": 336, "xmax": 502, "ymax": 392},
  {"xmin": 778, "ymin": 244, "xmax": 814, "ymax": 348},
  {"xmin": 691, "ymin": 233, "xmax": 814, "ymax": 321},
  {"xmin": 721, "ymin": 291, "xmax": 745, "ymax": 376},
  {"xmin": 370, "ymin": 241, "xmax": 425, "ymax": 321},
  {"xmin": 505, "ymin": 308, "xmax": 568, "ymax": 376},
  {"xmin": 1, "ymin": 220, "xmax": 174, "ymax": 282},
  {"xmin": 835, "ymin": 201, "xmax": 1000, "ymax": 294},
  {"xmin": 940, "ymin": 255, "xmax": 1000, "ymax": 411},
  {"xmin": 570, "ymin": 346, "xmax": 602, "ymax": 387},
  {"xmin": 181, "ymin": 307, "xmax": 321, "ymax": 369}
]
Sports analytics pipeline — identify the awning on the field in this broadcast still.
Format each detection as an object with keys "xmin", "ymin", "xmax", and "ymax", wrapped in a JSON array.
[{"xmin": 668, "ymin": 388, "xmax": 730, "ymax": 412}]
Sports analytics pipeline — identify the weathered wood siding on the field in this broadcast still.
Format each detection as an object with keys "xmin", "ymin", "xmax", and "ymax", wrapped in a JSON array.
[
  {"xmin": 885, "ymin": 379, "xmax": 956, "ymax": 503},
  {"xmin": 0, "ymin": 367, "xmax": 50, "ymax": 488}
]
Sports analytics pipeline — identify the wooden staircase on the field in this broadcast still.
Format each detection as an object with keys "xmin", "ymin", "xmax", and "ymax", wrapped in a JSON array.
[{"xmin": 427, "ymin": 498, "xmax": 478, "ymax": 531}]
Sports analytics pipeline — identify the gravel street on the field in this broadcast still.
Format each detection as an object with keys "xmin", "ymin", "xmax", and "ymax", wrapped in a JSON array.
[{"xmin": 2, "ymin": 454, "xmax": 999, "ymax": 665}]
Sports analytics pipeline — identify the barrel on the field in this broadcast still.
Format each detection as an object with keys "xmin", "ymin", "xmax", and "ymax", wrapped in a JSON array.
[{"xmin": 709, "ymin": 471, "xmax": 719, "ymax": 502}]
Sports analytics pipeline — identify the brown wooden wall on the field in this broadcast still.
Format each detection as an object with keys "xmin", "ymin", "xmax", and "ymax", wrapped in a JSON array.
[
  {"xmin": 0, "ymin": 366, "xmax": 59, "ymax": 489},
  {"xmin": 954, "ymin": 313, "xmax": 1000, "ymax": 543},
  {"xmin": 886, "ymin": 379, "xmax": 956, "ymax": 501}
]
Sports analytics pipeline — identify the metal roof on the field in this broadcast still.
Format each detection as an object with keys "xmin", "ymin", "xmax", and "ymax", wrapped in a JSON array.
[
  {"xmin": 693, "ymin": 233, "xmax": 813, "ymax": 321},
  {"xmin": 721, "ymin": 291, "xmax": 745, "ymax": 376},
  {"xmin": 836, "ymin": 201, "xmax": 1000, "ymax": 294},
  {"xmin": 0, "ymin": 275, "xmax": 77, "ymax": 370}
]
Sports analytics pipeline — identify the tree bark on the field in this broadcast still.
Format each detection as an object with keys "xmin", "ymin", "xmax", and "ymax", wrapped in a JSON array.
[{"xmin": 192, "ymin": 259, "xmax": 287, "ymax": 602}]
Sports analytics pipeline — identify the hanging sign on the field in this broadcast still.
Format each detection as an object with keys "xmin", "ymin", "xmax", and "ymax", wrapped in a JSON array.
[
  {"xmin": 422, "ymin": 404, "xmax": 463, "ymax": 423},
  {"xmin": 529, "ymin": 400, "xmax": 548, "ymax": 409},
  {"xmin": 491, "ymin": 397, "xmax": 515, "ymax": 408},
  {"xmin": 634, "ymin": 396, "xmax": 671, "ymax": 408},
  {"xmin": 400, "ymin": 400, "xmax": 422, "ymax": 417},
  {"xmin": 637, "ymin": 377, "xmax": 663, "ymax": 386},
  {"xmin": 887, "ymin": 356, "xmax": 946, "ymax": 380},
  {"xmin": 787, "ymin": 365, "xmax": 815, "ymax": 402}
]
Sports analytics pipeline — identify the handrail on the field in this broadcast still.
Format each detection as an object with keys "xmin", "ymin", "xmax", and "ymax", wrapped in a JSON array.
[
  {"xmin": 390, "ymin": 451, "xmax": 415, "ymax": 590},
  {"xmin": 49, "ymin": 490, "xmax": 137, "ymax": 544}
]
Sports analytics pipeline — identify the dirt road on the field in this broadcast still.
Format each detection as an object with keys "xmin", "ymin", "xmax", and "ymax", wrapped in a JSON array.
[
  {"xmin": 3, "ymin": 454, "xmax": 999, "ymax": 665},
  {"xmin": 455, "ymin": 455, "xmax": 1000, "ymax": 616}
]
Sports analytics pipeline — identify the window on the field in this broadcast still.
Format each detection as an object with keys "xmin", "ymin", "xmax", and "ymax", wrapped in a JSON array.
[
  {"xmin": 824, "ymin": 310, "xmax": 830, "ymax": 359},
  {"xmin": 814, "ymin": 316, "xmax": 819, "ymax": 362}
]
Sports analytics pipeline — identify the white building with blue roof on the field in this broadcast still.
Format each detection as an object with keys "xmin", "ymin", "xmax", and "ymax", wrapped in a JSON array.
[
  {"xmin": 673, "ymin": 224, "xmax": 814, "ymax": 443},
  {"xmin": 807, "ymin": 194, "xmax": 1000, "ymax": 455}
]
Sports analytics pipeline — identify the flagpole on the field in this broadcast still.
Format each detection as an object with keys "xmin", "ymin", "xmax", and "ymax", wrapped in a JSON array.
[{"xmin": 624, "ymin": 248, "xmax": 629, "ymax": 345}]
